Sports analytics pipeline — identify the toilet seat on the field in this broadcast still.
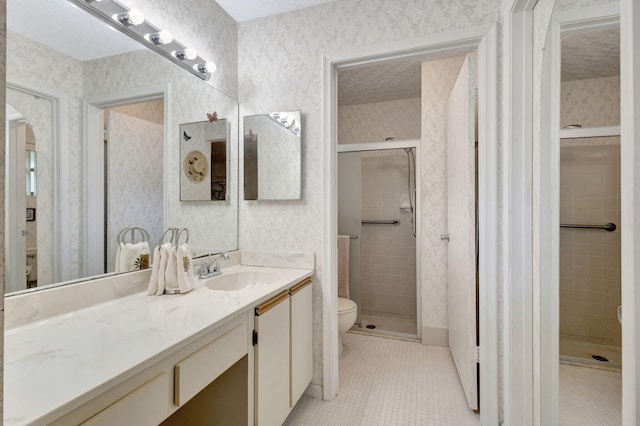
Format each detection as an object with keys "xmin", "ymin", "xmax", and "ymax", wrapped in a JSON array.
[{"xmin": 338, "ymin": 297, "xmax": 357, "ymax": 314}]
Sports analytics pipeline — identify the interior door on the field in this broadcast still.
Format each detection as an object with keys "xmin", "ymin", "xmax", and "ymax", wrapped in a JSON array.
[
  {"xmin": 84, "ymin": 104, "xmax": 105, "ymax": 276},
  {"xmin": 446, "ymin": 53, "xmax": 478, "ymax": 411}
]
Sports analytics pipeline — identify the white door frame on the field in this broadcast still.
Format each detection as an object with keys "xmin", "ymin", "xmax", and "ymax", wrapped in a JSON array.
[
  {"xmin": 322, "ymin": 25, "xmax": 499, "ymax": 425},
  {"xmin": 82, "ymin": 85, "xmax": 169, "ymax": 277},
  {"xmin": 501, "ymin": 1, "xmax": 537, "ymax": 424},
  {"xmin": 536, "ymin": 6, "xmax": 620, "ymax": 425},
  {"xmin": 337, "ymin": 139, "xmax": 422, "ymax": 341},
  {"xmin": 620, "ymin": 0, "xmax": 640, "ymax": 423},
  {"xmin": 6, "ymin": 81, "xmax": 69, "ymax": 285}
]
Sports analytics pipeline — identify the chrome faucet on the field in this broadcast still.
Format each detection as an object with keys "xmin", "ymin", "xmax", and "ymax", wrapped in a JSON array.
[{"xmin": 198, "ymin": 252, "xmax": 230, "ymax": 279}]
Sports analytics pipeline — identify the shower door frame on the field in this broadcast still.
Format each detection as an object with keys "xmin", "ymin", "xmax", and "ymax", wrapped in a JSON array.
[{"xmin": 337, "ymin": 140, "xmax": 422, "ymax": 340}]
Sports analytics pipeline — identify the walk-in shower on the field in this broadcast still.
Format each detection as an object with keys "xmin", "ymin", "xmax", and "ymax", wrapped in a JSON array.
[
  {"xmin": 559, "ymin": 135, "xmax": 621, "ymax": 369},
  {"xmin": 338, "ymin": 143, "xmax": 420, "ymax": 338}
]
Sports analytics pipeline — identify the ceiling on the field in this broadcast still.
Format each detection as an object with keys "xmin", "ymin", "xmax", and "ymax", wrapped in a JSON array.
[
  {"xmin": 338, "ymin": 26, "xmax": 620, "ymax": 106},
  {"xmin": 215, "ymin": 0, "xmax": 335, "ymax": 22},
  {"xmin": 561, "ymin": 28, "xmax": 620, "ymax": 81},
  {"xmin": 8, "ymin": 0, "xmax": 142, "ymax": 62}
]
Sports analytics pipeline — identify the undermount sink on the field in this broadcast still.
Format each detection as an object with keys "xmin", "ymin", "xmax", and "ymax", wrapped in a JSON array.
[{"xmin": 204, "ymin": 270, "xmax": 283, "ymax": 291}]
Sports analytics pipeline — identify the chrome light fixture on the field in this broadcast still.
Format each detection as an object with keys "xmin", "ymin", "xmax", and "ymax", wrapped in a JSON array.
[
  {"xmin": 147, "ymin": 30, "xmax": 173, "ymax": 45},
  {"xmin": 70, "ymin": 0, "xmax": 216, "ymax": 81},
  {"xmin": 114, "ymin": 9, "xmax": 144, "ymax": 26}
]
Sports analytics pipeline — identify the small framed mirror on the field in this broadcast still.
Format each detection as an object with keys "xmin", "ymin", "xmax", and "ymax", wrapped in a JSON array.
[
  {"xmin": 180, "ymin": 119, "xmax": 228, "ymax": 201},
  {"xmin": 244, "ymin": 110, "xmax": 301, "ymax": 200}
]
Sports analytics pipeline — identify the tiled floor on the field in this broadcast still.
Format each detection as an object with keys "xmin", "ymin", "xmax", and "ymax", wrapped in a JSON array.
[
  {"xmin": 560, "ymin": 363, "xmax": 621, "ymax": 425},
  {"xmin": 357, "ymin": 312, "xmax": 417, "ymax": 336},
  {"xmin": 284, "ymin": 333, "xmax": 479, "ymax": 426}
]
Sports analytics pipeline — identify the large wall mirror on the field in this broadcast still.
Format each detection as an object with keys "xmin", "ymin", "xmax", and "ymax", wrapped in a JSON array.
[
  {"xmin": 5, "ymin": 0, "xmax": 239, "ymax": 295},
  {"xmin": 243, "ymin": 111, "xmax": 301, "ymax": 200}
]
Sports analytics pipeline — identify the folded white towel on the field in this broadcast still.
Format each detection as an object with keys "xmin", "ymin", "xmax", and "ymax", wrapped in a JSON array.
[
  {"xmin": 164, "ymin": 245, "xmax": 180, "ymax": 293},
  {"xmin": 176, "ymin": 244, "xmax": 195, "ymax": 294},
  {"xmin": 154, "ymin": 243, "xmax": 173, "ymax": 295},
  {"xmin": 147, "ymin": 244, "xmax": 163, "ymax": 295},
  {"xmin": 114, "ymin": 242, "xmax": 124, "ymax": 272},
  {"xmin": 337, "ymin": 235, "xmax": 350, "ymax": 299},
  {"xmin": 116, "ymin": 241, "xmax": 150, "ymax": 273}
]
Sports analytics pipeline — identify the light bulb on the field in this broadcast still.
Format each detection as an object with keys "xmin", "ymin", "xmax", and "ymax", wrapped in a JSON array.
[
  {"xmin": 194, "ymin": 61, "xmax": 217, "ymax": 74},
  {"xmin": 174, "ymin": 48, "xmax": 197, "ymax": 61},
  {"xmin": 148, "ymin": 30, "xmax": 173, "ymax": 45},
  {"xmin": 115, "ymin": 9, "xmax": 144, "ymax": 26}
]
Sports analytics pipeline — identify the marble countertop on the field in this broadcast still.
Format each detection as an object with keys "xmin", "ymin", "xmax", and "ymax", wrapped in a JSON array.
[{"xmin": 4, "ymin": 264, "xmax": 313, "ymax": 425}]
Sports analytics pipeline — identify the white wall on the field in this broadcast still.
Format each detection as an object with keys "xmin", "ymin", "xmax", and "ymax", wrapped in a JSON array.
[{"xmin": 238, "ymin": 0, "xmax": 501, "ymax": 389}]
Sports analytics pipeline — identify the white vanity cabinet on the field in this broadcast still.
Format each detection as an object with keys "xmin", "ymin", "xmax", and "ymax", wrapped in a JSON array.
[
  {"xmin": 289, "ymin": 278, "xmax": 313, "ymax": 407},
  {"xmin": 51, "ymin": 314, "xmax": 250, "ymax": 426},
  {"xmin": 254, "ymin": 278, "xmax": 313, "ymax": 426}
]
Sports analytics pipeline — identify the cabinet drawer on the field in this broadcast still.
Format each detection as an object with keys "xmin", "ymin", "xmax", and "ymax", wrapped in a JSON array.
[
  {"xmin": 81, "ymin": 372, "xmax": 169, "ymax": 426},
  {"xmin": 174, "ymin": 321, "xmax": 247, "ymax": 406}
]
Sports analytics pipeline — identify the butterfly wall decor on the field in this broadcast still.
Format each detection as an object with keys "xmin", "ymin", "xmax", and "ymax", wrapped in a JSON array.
[
  {"xmin": 183, "ymin": 131, "xmax": 192, "ymax": 142},
  {"xmin": 207, "ymin": 112, "xmax": 218, "ymax": 122}
]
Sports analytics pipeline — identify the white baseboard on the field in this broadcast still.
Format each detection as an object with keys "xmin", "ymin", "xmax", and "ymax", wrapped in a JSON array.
[
  {"xmin": 303, "ymin": 382, "xmax": 323, "ymax": 400},
  {"xmin": 422, "ymin": 326, "xmax": 449, "ymax": 347}
]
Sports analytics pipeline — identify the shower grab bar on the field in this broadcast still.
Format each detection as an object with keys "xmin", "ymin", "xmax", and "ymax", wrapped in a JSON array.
[
  {"xmin": 560, "ymin": 222, "xmax": 616, "ymax": 232},
  {"xmin": 361, "ymin": 219, "xmax": 400, "ymax": 226}
]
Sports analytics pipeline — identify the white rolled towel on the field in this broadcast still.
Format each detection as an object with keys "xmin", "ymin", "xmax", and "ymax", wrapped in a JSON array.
[
  {"xmin": 164, "ymin": 245, "xmax": 180, "ymax": 293},
  {"xmin": 147, "ymin": 244, "xmax": 163, "ymax": 295},
  {"xmin": 117, "ymin": 242, "xmax": 150, "ymax": 272},
  {"xmin": 176, "ymin": 244, "xmax": 195, "ymax": 294}
]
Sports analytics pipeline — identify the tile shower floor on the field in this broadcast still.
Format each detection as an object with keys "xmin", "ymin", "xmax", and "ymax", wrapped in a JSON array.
[
  {"xmin": 357, "ymin": 312, "xmax": 416, "ymax": 336},
  {"xmin": 560, "ymin": 335, "xmax": 621, "ymax": 366},
  {"xmin": 284, "ymin": 333, "xmax": 479, "ymax": 426},
  {"xmin": 560, "ymin": 363, "xmax": 621, "ymax": 425}
]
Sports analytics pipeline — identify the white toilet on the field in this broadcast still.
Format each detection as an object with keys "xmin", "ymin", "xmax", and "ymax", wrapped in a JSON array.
[{"xmin": 338, "ymin": 297, "xmax": 357, "ymax": 355}]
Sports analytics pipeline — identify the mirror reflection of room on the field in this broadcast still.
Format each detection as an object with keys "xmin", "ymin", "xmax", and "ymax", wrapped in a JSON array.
[{"xmin": 5, "ymin": 0, "xmax": 239, "ymax": 294}]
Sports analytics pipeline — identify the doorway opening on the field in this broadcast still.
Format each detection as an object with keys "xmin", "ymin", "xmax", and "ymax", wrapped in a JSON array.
[
  {"xmin": 83, "ymin": 90, "xmax": 167, "ymax": 278},
  {"xmin": 322, "ymin": 27, "xmax": 499, "ymax": 424}
]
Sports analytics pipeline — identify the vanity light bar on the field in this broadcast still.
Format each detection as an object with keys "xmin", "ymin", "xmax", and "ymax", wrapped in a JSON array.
[{"xmin": 68, "ymin": 0, "xmax": 215, "ymax": 81}]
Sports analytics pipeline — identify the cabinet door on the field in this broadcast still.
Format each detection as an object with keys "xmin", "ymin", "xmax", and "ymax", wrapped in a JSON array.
[
  {"xmin": 255, "ymin": 291, "xmax": 291, "ymax": 426},
  {"xmin": 290, "ymin": 279, "xmax": 313, "ymax": 407}
]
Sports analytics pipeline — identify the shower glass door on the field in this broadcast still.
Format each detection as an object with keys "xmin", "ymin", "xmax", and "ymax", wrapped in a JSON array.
[{"xmin": 338, "ymin": 146, "xmax": 418, "ymax": 337}]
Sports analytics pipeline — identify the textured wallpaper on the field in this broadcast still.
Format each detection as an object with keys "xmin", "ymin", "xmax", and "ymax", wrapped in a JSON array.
[
  {"xmin": 561, "ymin": 76, "xmax": 620, "ymax": 128},
  {"xmin": 106, "ymin": 110, "xmax": 164, "ymax": 272},
  {"xmin": 238, "ymin": 0, "xmax": 501, "ymax": 388},
  {"xmin": 338, "ymin": 98, "xmax": 421, "ymax": 144}
]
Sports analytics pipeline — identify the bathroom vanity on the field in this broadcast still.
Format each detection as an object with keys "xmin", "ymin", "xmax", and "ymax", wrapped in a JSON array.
[{"xmin": 4, "ymin": 253, "xmax": 314, "ymax": 425}]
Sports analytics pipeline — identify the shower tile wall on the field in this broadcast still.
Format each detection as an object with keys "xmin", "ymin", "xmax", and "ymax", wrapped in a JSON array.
[
  {"xmin": 559, "ymin": 143, "xmax": 621, "ymax": 346},
  {"xmin": 560, "ymin": 75, "xmax": 621, "ymax": 348},
  {"xmin": 361, "ymin": 151, "xmax": 417, "ymax": 322}
]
